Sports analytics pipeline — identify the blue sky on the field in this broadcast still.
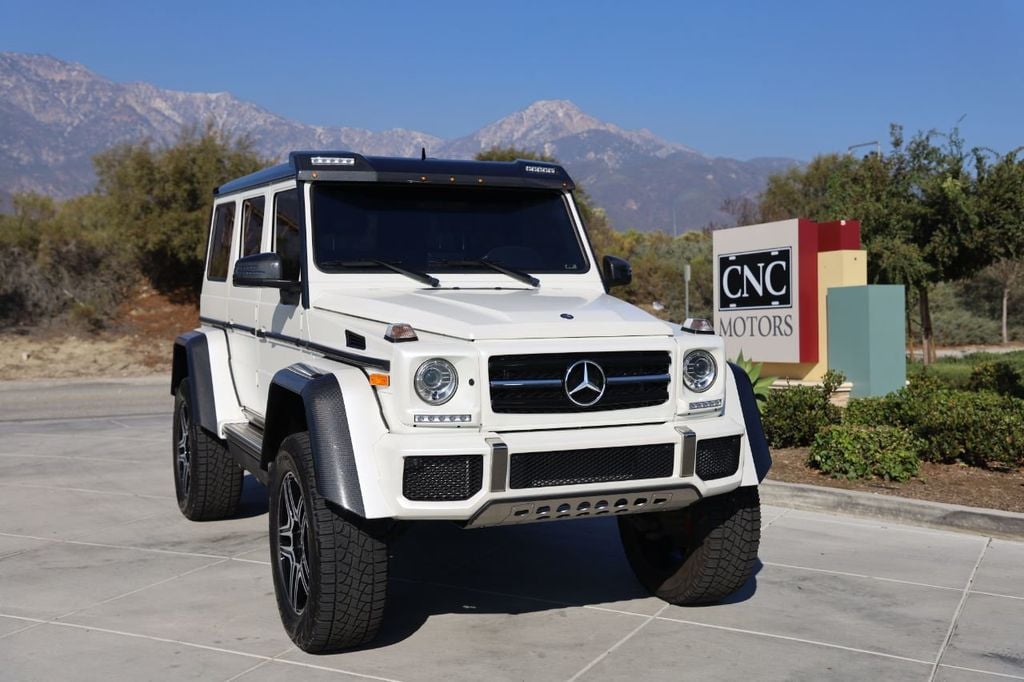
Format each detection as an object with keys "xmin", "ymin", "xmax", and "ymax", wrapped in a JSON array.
[{"xmin": 3, "ymin": 0, "xmax": 1022, "ymax": 160}]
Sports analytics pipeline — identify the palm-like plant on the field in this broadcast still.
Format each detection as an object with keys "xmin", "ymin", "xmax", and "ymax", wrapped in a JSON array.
[{"xmin": 733, "ymin": 351, "xmax": 776, "ymax": 412}]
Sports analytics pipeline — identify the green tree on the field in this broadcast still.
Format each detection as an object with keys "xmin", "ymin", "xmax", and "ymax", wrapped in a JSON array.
[
  {"xmin": 93, "ymin": 123, "xmax": 267, "ymax": 295},
  {"xmin": 974, "ymin": 149, "xmax": 1024, "ymax": 342},
  {"xmin": 753, "ymin": 125, "xmax": 997, "ymax": 363}
]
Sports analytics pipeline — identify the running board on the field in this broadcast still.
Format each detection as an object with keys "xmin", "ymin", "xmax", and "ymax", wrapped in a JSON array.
[{"xmin": 224, "ymin": 422, "xmax": 268, "ymax": 484}]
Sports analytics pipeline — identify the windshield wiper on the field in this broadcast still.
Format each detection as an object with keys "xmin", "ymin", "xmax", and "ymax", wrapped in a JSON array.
[
  {"xmin": 320, "ymin": 259, "xmax": 440, "ymax": 288},
  {"xmin": 433, "ymin": 258, "xmax": 540, "ymax": 288}
]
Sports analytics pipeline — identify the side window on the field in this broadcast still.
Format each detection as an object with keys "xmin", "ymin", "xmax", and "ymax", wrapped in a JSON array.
[
  {"xmin": 207, "ymin": 202, "xmax": 236, "ymax": 281},
  {"xmin": 240, "ymin": 196, "xmax": 266, "ymax": 258},
  {"xmin": 274, "ymin": 189, "xmax": 301, "ymax": 281}
]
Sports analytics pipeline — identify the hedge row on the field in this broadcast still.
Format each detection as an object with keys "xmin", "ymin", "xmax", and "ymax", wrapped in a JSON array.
[
  {"xmin": 760, "ymin": 366, "xmax": 1024, "ymax": 482},
  {"xmin": 843, "ymin": 382, "xmax": 1024, "ymax": 469}
]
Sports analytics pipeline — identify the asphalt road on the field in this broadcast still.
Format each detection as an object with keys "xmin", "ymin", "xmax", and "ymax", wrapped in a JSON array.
[
  {"xmin": 0, "ymin": 375, "xmax": 171, "ymax": 422},
  {"xmin": 0, "ymin": 379, "xmax": 1021, "ymax": 681}
]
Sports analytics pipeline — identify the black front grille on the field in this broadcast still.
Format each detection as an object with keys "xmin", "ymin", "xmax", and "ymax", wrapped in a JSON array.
[
  {"xmin": 695, "ymin": 436, "xmax": 741, "ymax": 480},
  {"xmin": 403, "ymin": 455, "xmax": 483, "ymax": 501},
  {"xmin": 489, "ymin": 351, "xmax": 671, "ymax": 413},
  {"xmin": 509, "ymin": 443, "xmax": 674, "ymax": 489}
]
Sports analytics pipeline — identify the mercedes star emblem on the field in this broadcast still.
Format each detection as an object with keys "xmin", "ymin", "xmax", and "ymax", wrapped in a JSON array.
[{"xmin": 564, "ymin": 360, "xmax": 606, "ymax": 407}]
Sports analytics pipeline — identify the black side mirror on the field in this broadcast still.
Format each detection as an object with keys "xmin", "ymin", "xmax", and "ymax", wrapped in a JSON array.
[
  {"xmin": 233, "ymin": 253, "xmax": 299, "ymax": 290},
  {"xmin": 602, "ymin": 255, "xmax": 632, "ymax": 289}
]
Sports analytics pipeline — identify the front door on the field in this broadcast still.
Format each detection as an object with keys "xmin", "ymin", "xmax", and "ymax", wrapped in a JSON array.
[
  {"xmin": 226, "ymin": 192, "xmax": 268, "ymax": 413},
  {"xmin": 256, "ymin": 185, "xmax": 306, "ymax": 414}
]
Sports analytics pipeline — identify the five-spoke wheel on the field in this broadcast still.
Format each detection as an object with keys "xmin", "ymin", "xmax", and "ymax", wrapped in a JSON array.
[{"xmin": 276, "ymin": 471, "xmax": 311, "ymax": 615}]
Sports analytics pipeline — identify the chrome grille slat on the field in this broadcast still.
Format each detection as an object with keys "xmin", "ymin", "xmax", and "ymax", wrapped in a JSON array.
[{"xmin": 488, "ymin": 351, "xmax": 671, "ymax": 414}]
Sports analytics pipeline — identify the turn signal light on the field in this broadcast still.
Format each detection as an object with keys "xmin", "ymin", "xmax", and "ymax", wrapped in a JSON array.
[
  {"xmin": 385, "ymin": 323, "xmax": 418, "ymax": 343},
  {"xmin": 368, "ymin": 373, "xmax": 390, "ymax": 387}
]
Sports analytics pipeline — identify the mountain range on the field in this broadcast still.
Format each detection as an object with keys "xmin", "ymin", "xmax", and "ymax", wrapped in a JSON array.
[{"xmin": 0, "ymin": 52, "xmax": 797, "ymax": 232}]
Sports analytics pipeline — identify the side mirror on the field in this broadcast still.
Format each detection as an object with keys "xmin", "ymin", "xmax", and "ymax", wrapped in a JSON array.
[
  {"xmin": 233, "ymin": 253, "xmax": 299, "ymax": 290},
  {"xmin": 602, "ymin": 255, "xmax": 632, "ymax": 289}
]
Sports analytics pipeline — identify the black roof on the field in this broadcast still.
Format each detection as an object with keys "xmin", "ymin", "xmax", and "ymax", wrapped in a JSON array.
[{"xmin": 214, "ymin": 151, "xmax": 575, "ymax": 196}]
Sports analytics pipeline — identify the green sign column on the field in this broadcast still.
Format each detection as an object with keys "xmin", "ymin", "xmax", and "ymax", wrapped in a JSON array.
[{"xmin": 827, "ymin": 285, "xmax": 906, "ymax": 397}]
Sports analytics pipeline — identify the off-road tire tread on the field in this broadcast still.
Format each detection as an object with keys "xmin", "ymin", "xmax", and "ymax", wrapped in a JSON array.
[
  {"xmin": 174, "ymin": 379, "xmax": 243, "ymax": 521},
  {"xmin": 274, "ymin": 433, "xmax": 387, "ymax": 653},
  {"xmin": 621, "ymin": 486, "xmax": 761, "ymax": 605}
]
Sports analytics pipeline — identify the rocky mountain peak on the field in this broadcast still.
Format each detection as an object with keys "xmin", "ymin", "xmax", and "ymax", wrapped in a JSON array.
[{"xmin": 0, "ymin": 51, "xmax": 796, "ymax": 231}]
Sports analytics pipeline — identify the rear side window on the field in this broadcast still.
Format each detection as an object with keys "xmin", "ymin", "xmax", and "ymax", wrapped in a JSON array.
[
  {"xmin": 207, "ymin": 202, "xmax": 236, "ymax": 281},
  {"xmin": 241, "ymin": 196, "xmax": 266, "ymax": 257},
  {"xmin": 274, "ymin": 189, "xmax": 301, "ymax": 280}
]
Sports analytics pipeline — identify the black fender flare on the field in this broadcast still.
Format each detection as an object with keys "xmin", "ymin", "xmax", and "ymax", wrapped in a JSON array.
[
  {"xmin": 262, "ymin": 364, "xmax": 365, "ymax": 517},
  {"xmin": 728, "ymin": 362, "xmax": 772, "ymax": 482},
  {"xmin": 171, "ymin": 331, "xmax": 218, "ymax": 434}
]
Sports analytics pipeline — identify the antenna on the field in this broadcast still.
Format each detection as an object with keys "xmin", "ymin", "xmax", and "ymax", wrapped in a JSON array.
[{"xmin": 421, "ymin": 147, "xmax": 426, "ymax": 161}]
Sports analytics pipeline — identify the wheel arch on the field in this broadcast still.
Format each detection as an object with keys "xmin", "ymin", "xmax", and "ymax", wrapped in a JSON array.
[
  {"xmin": 261, "ymin": 364, "xmax": 373, "ymax": 517},
  {"xmin": 727, "ymin": 362, "xmax": 772, "ymax": 483},
  {"xmin": 172, "ymin": 331, "xmax": 218, "ymax": 433}
]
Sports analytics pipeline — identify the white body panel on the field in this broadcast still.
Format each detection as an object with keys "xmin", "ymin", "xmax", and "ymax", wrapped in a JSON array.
[{"xmin": 197, "ymin": 173, "xmax": 760, "ymax": 521}]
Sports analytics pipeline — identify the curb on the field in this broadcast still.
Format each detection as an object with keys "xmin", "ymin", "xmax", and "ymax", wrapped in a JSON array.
[{"xmin": 761, "ymin": 479, "xmax": 1024, "ymax": 541}]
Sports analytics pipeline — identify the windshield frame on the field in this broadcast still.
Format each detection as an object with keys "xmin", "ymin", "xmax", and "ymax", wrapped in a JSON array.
[{"xmin": 308, "ymin": 183, "xmax": 592, "ymax": 279}]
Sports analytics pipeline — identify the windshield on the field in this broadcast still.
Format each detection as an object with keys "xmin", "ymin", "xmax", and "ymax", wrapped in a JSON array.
[{"xmin": 311, "ymin": 184, "xmax": 589, "ymax": 275}]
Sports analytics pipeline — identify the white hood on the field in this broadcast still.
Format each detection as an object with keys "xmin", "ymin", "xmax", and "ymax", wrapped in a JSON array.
[{"xmin": 312, "ymin": 288, "xmax": 674, "ymax": 340}]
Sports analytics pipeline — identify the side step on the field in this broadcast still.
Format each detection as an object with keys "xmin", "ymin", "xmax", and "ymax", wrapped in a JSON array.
[{"xmin": 224, "ymin": 422, "xmax": 269, "ymax": 485}]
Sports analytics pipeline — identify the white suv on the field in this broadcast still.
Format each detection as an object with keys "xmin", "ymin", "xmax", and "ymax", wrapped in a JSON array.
[{"xmin": 171, "ymin": 152, "xmax": 772, "ymax": 653}]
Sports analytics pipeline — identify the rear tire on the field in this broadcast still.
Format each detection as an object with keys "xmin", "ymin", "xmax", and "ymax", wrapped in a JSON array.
[
  {"xmin": 619, "ymin": 486, "xmax": 761, "ymax": 605},
  {"xmin": 269, "ymin": 432, "xmax": 388, "ymax": 653},
  {"xmin": 172, "ymin": 378, "xmax": 243, "ymax": 521}
]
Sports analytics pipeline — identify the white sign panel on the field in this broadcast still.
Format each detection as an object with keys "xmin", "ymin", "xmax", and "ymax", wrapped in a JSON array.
[{"xmin": 713, "ymin": 219, "xmax": 803, "ymax": 363}]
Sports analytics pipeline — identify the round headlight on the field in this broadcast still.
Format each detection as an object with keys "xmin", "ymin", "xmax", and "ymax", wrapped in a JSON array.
[
  {"xmin": 682, "ymin": 350, "xmax": 717, "ymax": 393},
  {"xmin": 414, "ymin": 358, "xmax": 458, "ymax": 405}
]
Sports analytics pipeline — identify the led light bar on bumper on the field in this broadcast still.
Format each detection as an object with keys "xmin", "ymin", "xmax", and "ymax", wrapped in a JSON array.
[{"xmin": 413, "ymin": 414, "xmax": 472, "ymax": 424}]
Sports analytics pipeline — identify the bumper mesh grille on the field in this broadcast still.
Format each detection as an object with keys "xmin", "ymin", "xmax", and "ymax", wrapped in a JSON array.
[
  {"xmin": 509, "ymin": 443, "xmax": 674, "ymax": 489},
  {"xmin": 489, "ymin": 351, "xmax": 671, "ymax": 413},
  {"xmin": 695, "ymin": 436, "xmax": 741, "ymax": 480},
  {"xmin": 403, "ymin": 455, "xmax": 483, "ymax": 501}
]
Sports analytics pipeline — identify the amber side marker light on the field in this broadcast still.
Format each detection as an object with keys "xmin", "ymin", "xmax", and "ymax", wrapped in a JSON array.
[{"xmin": 368, "ymin": 373, "xmax": 390, "ymax": 387}]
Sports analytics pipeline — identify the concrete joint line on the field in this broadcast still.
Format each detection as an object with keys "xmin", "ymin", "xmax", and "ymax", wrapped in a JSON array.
[
  {"xmin": 928, "ymin": 538, "xmax": 992, "ymax": 682},
  {"xmin": 655, "ymin": 614, "xmax": 935, "ymax": 667},
  {"xmin": 762, "ymin": 561, "xmax": 964, "ymax": 593},
  {"xmin": 0, "ymin": 613, "xmax": 404, "ymax": 682},
  {"xmin": 55, "ymin": 558, "xmax": 230, "ymax": 622},
  {"xmin": 0, "ymin": 452, "xmax": 147, "ymax": 464},
  {"xmin": 938, "ymin": 663, "xmax": 1024, "ymax": 680},
  {"xmin": 221, "ymin": 645, "xmax": 297, "ymax": 682},
  {"xmin": 566, "ymin": 603, "xmax": 670, "ymax": 682},
  {"xmin": 0, "ymin": 480, "xmax": 174, "ymax": 501}
]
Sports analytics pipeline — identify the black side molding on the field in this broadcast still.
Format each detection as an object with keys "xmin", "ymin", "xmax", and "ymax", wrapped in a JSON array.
[
  {"xmin": 172, "ymin": 331, "xmax": 219, "ymax": 434},
  {"xmin": 728, "ymin": 362, "xmax": 772, "ymax": 482},
  {"xmin": 263, "ymin": 365, "xmax": 365, "ymax": 516}
]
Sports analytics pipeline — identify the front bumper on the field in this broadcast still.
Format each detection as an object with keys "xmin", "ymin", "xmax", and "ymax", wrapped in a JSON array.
[{"xmin": 368, "ymin": 415, "xmax": 749, "ymax": 523}]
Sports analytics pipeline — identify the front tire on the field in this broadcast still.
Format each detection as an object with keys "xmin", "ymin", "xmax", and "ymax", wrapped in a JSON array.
[
  {"xmin": 619, "ymin": 486, "xmax": 761, "ymax": 605},
  {"xmin": 269, "ymin": 433, "xmax": 388, "ymax": 653},
  {"xmin": 172, "ymin": 378, "xmax": 243, "ymax": 521}
]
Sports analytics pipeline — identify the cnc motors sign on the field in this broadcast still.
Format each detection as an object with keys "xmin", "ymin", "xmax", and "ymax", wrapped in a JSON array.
[
  {"xmin": 720, "ymin": 248, "xmax": 792, "ymax": 311},
  {"xmin": 713, "ymin": 218, "xmax": 861, "ymax": 364}
]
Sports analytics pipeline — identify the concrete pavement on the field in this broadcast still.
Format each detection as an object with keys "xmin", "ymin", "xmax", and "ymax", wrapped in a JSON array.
[{"xmin": 0, "ymin": 382, "xmax": 1020, "ymax": 680}]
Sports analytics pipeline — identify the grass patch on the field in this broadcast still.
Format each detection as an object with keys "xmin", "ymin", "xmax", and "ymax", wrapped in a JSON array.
[{"xmin": 907, "ymin": 350, "xmax": 1024, "ymax": 389}]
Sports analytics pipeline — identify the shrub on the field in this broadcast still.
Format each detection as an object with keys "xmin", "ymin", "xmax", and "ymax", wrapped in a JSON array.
[
  {"xmin": 808, "ymin": 424, "xmax": 922, "ymax": 481},
  {"xmin": 968, "ymin": 361, "xmax": 1024, "ymax": 398},
  {"xmin": 843, "ymin": 395, "xmax": 907, "ymax": 429},
  {"xmin": 762, "ymin": 370, "xmax": 845, "ymax": 448},
  {"xmin": 905, "ymin": 389, "xmax": 1024, "ymax": 468}
]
